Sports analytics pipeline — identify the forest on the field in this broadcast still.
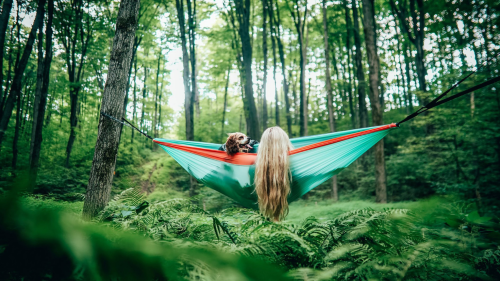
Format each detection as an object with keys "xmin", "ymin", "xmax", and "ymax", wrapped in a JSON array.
[{"xmin": 0, "ymin": 0, "xmax": 500, "ymax": 280}]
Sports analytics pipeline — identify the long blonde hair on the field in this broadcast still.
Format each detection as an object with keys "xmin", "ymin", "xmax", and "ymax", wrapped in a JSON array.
[{"xmin": 254, "ymin": 126, "xmax": 293, "ymax": 221}]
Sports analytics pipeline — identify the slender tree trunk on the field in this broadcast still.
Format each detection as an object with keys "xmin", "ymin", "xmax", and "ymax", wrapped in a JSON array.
[
  {"xmin": 29, "ymin": 0, "xmax": 54, "ymax": 189},
  {"xmin": 270, "ymin": 20, "xmax": 279, "ymax": 127},
  {"xmin": 131, "ymin": 55, "xmax": 137, "ymax": 142},
  {"xmin": 176, "ymin": 0, "xmax": 193, "ymax": 141},
  {"xmin": 187, "ymin": 0, "xmax": 198, "ymax": 119},
  {"xmin": 234, "ymin": 0, "xmax": 260, "ymax": 139},
  {"xmin": 361, "ymin": 0, "xmax": 387, "ymax": 203},
  {"xmin": 289, "ymin": 1, "xmax": 308, "ymax": 136},
  {"xmin": 154, "ymin": 55, "xmax": 160, "ymax": 140},
  {"xmin": 0, "ymin": 0, "xmax": 13, "ymax": 102},
  {"xmin": 11, "ymin": 82, "xmax": 21, "ymax": 170},
  {"xmin": 352, "ymin": 0, "xmax": 367, "ymax": 129},
  {"xmin": 221, "ymin": 64, "xmax": 230, "ymax": 142},
  {"xmin": 322, "ymin": 0, "xmax": 338, "ymax": 201},
  {"xmin": 261, "ymin": 0, "xmax": 268, "ymax": 131},
  {"xmin": 0, "ymin": 0, "xmax": 45, "ymax": 152},
  {"xmin": 30, "ymin": 14, "xmax": 45, "ymax": 165},
  {"xmin": 344, "ymin": 0, "xmax": 356, "ymax": 129},
  {"xmin": 271, "ymin": 0, "xmax": 291, "ymax": 134},
  {"xmin": 30, "ymin": 0, "xmax": 54, "ymax": 188},
  {"xmin": 83, "ymin": 0, "xmax": 140, "ymax": 220}
]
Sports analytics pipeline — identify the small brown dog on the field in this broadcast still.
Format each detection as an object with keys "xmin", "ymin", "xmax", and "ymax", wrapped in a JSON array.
[{"xmin": 218, "ymin": 132, "xmax": 258, "ymax": 156}]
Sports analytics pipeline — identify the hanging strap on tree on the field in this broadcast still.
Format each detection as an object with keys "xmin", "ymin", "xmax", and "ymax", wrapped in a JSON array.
[
  {"xmin": 100, "ymin": 111, "xmax": 153, "ymax": 140},
  {"xmin": 397, "ymin": 53, "xmax": 500, "ymax": 126}
]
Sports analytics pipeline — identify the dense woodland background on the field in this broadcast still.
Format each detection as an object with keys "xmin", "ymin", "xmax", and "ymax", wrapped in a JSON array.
[
  {"xmin": 1, "ymin": 0, "xmax": 499, "ymax": 208},
  {"xmin": 0, "ymin": 0, "xmax": 500, "ymax": 279}
]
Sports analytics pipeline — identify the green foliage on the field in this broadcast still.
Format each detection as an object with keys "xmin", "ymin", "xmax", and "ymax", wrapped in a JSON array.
[{"xmin": 96, "ymin": 189, "xmax": 500, "ymax": 280}]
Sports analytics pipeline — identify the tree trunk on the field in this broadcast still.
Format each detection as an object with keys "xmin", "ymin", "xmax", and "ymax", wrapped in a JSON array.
[
  {"xmin": 11, "ymin": 82, "xmax": 21, "ymax": 170},
  {"xmin": 140, "ymin": 67, "xmax": 147, "ymax": 129},
  {"xmin": 30, "ymin": 14, "xmax": 45, "ymax": 166},
  {"xmin": 154, "ymin": 55, "xmax": 160, "ymax": 139},
  {"xmin": 131, "ymin": 55, "xmax": 137, "ymax": 142},
  {"xmin": 0, "ymin": 0, "xmax": 45, "ymax": 151},
  {"xmin": 234, "ymin": 0, "xmax": 260, "ymax": 139},
  {"xmin": 352, "ymin": 0, "xmax": 367, "ymax": 129},
  {"xmin": 187, "ymin": 0, "xmax": 198, "ymax": 118},
  {"xmin": 176, "ymin": 0, "xmax": 193, "ymax": 141},
  {"xmin": 221, "ymin": 64, "xmax": 230, "ymax": 143},
  {"xmin": 344, "ymin": 0, "xmax": 356, "ymax": 129},
  {"xmin": 83, "ymin": 0, "xmax": 140, "ymax": 220},
  {"xmin": 261, "ymin": 0, "xmax": 268, "ymax": 131},
  {"xmin": 289, "ymin": 0, "xmax": 308, "ymax": 136},
  {"xmin": 29, "ymin": 0, "xmax": 54, "ymax": 189},
  {"xmin": 270, "ymin": 16, "xmax": 279, "ymax": 127},
  {"xmin": 322, "ymin": 0, "xmax": 338, "ymax": 201},
  {"xmin": 361, "ymin": 0, "xmax": 387, "ymax": 203},
  {"xmin": 272, "ymin": 0, "xmax": 291, "ymax": 135},
  {"xmin": 0, "ymin": 0, "xmax": 13, "ymax": 102}
]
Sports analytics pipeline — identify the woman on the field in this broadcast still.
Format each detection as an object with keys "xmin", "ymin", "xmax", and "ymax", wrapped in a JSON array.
[{"xmin": 254, "ymin": 126, "xmax": 293, "ymax": 222}]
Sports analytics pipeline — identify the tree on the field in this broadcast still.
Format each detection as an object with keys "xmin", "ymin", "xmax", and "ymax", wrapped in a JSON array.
[
  {"xmin": 352, "ymin": 0, "xmax": 367, "ymax": 129},
  {"xmin": 389, "ymin": 0, "xmax": 426, "ymax": 94},
  {"xmin": 270, "ymin": 0, "xmax": 291, "ymax": 135},
  {"xmin": 361, "ymin": 0, "xmax": 387, "ymax": 203},
  {"xmin": 56, "ymin": 0, "xmax": 93, "ymax": 167},
  {"xmin": 83, "ymin": 0, "xmax": 141, "ymax": 220},
  {"xmin": 0, "ymin": 0, "xmax": 46, "ymax": 152},
  {"xmin": 261, "ymin": 0, "xmax": 268, "ymax": 131},
  {"xmin": 29, "ymin": 0, "xmax": 55, "ymax": 188},
  {"xmin": 287, "ymin": 0, "xmax": 308, "ymax": 136},
  {"xmin": 0, "ymin": 0, "xmax": 13, "ymax": 103},
  {"xmin": 233, "ymin": 0, "xmax": 260, "ymax": 139},
  {"xmin": 322, "ymin": 0, "xmax": 338, "ymax": 201}
]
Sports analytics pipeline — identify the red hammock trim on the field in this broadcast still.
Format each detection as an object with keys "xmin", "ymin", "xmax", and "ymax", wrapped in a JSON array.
[
  {"xmin": 153, "ymin": 123, "xmax": 397, "ymax": 165},
  {"xmin": 289, "ymin": 123, "xmax": 397, "ymax": 155}
]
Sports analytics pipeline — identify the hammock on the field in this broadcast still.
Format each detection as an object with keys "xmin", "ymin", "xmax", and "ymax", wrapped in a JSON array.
[
  {"xmin": 153, "ymin": 124, "xmax": 397, "ymax": 208},
  {"xmin": 101, "ymin": 60, "xmax": 500, "ymax": 208}
]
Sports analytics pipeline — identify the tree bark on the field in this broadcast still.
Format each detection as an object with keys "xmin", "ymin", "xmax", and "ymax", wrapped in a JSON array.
[
  {"xmin": 0, "ymin": 0, "xmax": 13, "ymax": 102},
  {"xmin": 131, "ymin": 55, "xmax": 137, "ymax": 142},
  {"xmin": 29, "ymin": 0, "xmax": 54, "ymax": 189},
  {"xmin": 322, "ymin": 0, "xmax": 338, "ymax": 201},
  {"xmin": 361, "ymin": 0, "xmax": 387, "ymax": 203},
  {"xmin": 187, "ymin": 0, "xmax": 198, "ymax": 118},
  {"xmin": 83, "ymin": 0, "xmax": 140, "ymax": 220},
  {"xmin": 221, "ymin": 64, "xmax": 230, "ymax": 143},
  {"xmin": 288, "ymin": 0, "xmax": 308, "ymax": 136},
  {"xmin": 261, "ymin": 0, "xmax": 268, "ymax": 131},
  {"xmin": 30, "ymin": 11, "xmax": 46, "ymax": 166},
  {"xmin": 0, "ymin": 0, "xmax": 45, "ymax": 151},
  {"xmin": 234, "ymin": 0, "xmax": 260, "ymax": 139},
  {"xmin": 344, "ymin": 0, "xmax": 356, "ymax": 129},
  {"xmin": 176, "ymin": 0, "xmax": 194, "ymax": 141},
  {"xmin": 352, "ymin": 0, "xmax": 367, "ymax": 129}
]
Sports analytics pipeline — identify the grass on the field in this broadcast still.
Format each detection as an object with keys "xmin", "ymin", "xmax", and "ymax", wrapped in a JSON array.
[{"xmin": 287, "ymin": 196, "xmax": 453, "ymax": 225}]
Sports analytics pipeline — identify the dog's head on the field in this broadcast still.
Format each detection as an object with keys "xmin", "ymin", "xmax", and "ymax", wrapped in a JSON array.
[{"xmin": 225, "ymin": 132, "xmax": 253, "ymax": 156}]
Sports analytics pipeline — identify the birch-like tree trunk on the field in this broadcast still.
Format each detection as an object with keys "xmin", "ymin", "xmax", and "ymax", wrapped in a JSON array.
[{"xmin": 83, "ymin": 0, "xmax": 141, "ymax": 220}]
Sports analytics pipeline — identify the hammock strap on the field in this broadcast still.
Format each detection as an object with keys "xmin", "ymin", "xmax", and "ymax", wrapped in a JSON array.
[
  {"xmin": 397, "ymin": 52, "xmax": 500, "ymax": 126},
  {"xmin": 397, "ymin": 75, "xmax": 500, "ymax": 125},
  {"xmin": 100, "ymin": 111, "xmax": 153, "ymax": 140}
]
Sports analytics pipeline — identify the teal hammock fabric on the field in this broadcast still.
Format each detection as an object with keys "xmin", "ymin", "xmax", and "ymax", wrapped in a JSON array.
[{"xmin": 153, "ymin": 124, "xmax": 397, "ymax": 209}]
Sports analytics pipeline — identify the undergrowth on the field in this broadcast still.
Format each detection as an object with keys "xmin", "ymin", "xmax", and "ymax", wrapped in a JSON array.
[{"xmin": 97, "ymin": 189, "xmax": 500, "ymax": 280}]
